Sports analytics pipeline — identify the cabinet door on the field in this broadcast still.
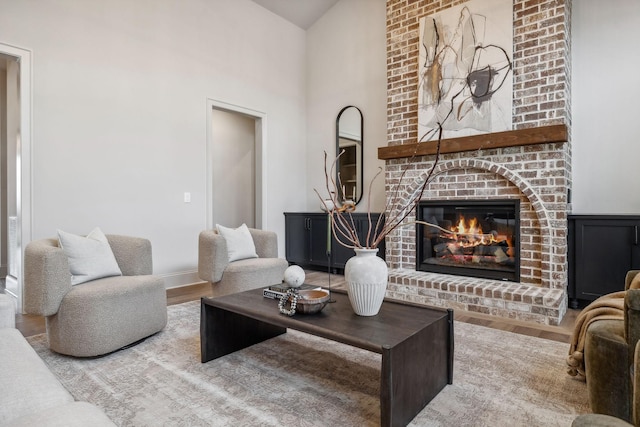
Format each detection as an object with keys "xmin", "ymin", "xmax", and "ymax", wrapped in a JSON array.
[
  {"xmin": 331, "ymin": 218, "xmax": 357, "ymax": 269},
  {"xmin": 308, "ymin": 216, "xmax": 329, "ymax": 266},
  {"xmin": 284, "ymin": 214, "xmax": 309, "ymax": 264},
  {"xmin": 285, "ymin": 212, "xmax": 385, "ymax": 272},
  {"xmin": 331, "ymin": 214, "xmax": 386, "ymax": 269},
  {"xmin": 574, "ymin": 220, "xmax": 640, "ymax": 300}
]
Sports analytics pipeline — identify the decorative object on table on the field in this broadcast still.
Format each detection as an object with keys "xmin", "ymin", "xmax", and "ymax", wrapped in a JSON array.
[
  {"xmin": 263, "ymin": 287, "xmax": 286, "ymax": 300},
  {"xmin": 278, "ymin": 288, "xmax": 330, "ymax": 316},
  {"xmin": 278, "ymin": 288, "xmax": 300, "ymax": 316},
  {"xmin": 315, "ymin": 121, "xmax": 444, "ymax": 316},
  {"xmin": 344, "ymin": 248, "xmax": 388, "ymax": 316},
  {"xmin": 283, "ymin": 265, "xmax": 305, "ymax": 288},
  {"xmin": 295, "ymin": 289, "xmax": 330, "ymax": 314},
  {"xmin": 263, "ymin": 283, "xmax": 318, "ymax": 300},
  {"xmin": 325, "ymin": 210, "xmax": 336, "ymax": 304}
]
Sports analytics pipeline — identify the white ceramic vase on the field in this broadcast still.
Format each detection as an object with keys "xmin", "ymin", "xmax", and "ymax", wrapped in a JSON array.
[{"xmin": 344, "ymin": 248, "xmax": 388, "ymax": 316}]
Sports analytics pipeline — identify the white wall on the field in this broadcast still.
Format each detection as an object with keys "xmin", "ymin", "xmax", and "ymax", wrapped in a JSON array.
[
  {"xmin": 572, "ymin": 0, "xmax": 640, "ymax": 214},
  {"xmin": 0, "ymin": 0, "xmax": 307, "ymax": 285},
  {"xmin": 306, "ymin": 0, "xmax": 387, "ymax": 213},
  {"xmin": 0, "ymin": 64, "xmax": 6, "ymax": 276}
]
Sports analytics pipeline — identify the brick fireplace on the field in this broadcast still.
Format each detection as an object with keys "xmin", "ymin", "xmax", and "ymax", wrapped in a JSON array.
[{"xmin": 381, "ymin": 0, "xmax": 572, "ymax": 325}]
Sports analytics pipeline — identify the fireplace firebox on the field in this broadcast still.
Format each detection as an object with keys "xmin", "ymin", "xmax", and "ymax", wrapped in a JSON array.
[{"xmin": 416, "ymin": 200, "xmax": 520, "ymax": 282}]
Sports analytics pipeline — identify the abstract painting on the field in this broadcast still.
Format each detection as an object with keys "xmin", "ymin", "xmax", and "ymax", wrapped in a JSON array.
[{"xmin": 418, "ymin": 0, "xmax": 513, "ymax": 141}]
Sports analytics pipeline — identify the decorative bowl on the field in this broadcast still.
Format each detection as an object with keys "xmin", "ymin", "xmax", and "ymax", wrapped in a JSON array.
[{"xmin": 296, "ymin": 289, "xmax": 330, "ymax": 314}]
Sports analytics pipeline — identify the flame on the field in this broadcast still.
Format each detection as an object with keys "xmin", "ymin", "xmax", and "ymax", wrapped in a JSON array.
[
  {"xmin": 426, "ymin": 214, "xmax": 516, "ymax": 266},
  {"xmin": 453, "ymin": 217, "xmax": 483, "ymax": 241},
  {"xmin": 447, "ymin": 215, "xmax": 509, "ymax": 249}
]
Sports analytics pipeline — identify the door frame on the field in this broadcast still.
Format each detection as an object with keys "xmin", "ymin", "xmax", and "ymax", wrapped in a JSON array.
[
  {"xmin": 206, "ymin": 99, "xmax": 266, "ymax": 230},
  {"xmin": 0, "ymin": 42, "xmax": 32, "ymax": 312}
]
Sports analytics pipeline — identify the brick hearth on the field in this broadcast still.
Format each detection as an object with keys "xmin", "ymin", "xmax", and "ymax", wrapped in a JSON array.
[
  {"xmin": 387, "ymin": 270, "xmax": 566, "ymax": 324},
  {"xmin": 382, "ymin": 0, "xmax": 572, "ymax": 325}
]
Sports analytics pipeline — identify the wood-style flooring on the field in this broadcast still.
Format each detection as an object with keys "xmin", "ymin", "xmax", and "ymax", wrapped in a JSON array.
[{"xmin": 10, "ymin": 270, "xmax": 580, "ymax": 344}]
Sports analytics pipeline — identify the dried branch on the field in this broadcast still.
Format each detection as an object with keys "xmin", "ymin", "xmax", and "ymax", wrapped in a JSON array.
[{"xmin": 315, "ymin": 122, "xmax": 444, "ymax": 250}]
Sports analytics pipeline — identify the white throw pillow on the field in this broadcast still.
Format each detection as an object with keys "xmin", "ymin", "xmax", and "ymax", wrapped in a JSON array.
[
  {"xmin": 216, "ymin": 223, "xmax": 258, "ymax": 262},
  {"xmin": 57, "ymin": 227, "xmax": 123, "ymax": 285}
]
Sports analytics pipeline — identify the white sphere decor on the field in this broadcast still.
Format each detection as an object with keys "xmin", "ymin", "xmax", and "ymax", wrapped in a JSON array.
[{"xmin": 283, "ymin": 265, "xmax": 305, "ymax": 288}]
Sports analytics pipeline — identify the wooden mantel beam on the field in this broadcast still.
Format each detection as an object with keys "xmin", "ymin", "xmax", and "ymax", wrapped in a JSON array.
[{"xmin": 377, "ymin": 124, "xmax": 568, "ymax": 160}]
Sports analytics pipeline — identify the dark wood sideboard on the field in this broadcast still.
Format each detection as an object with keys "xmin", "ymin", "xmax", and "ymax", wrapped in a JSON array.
[
  {"xmin": 284, "ymin": 212, "xmax": 385, "ymax": 273},
  {"xmin": 568, "ymin": 214, "xmax": 640, "ymax": 308}
]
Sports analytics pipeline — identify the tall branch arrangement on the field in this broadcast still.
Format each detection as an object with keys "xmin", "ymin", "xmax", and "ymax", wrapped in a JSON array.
[
  {"xmin": 316, "ymin": 6, "xmax": 514, "ymax": 251},
  {"xmin": 315, "ymin": 124, "xmax": 444, "ymax": 250}
]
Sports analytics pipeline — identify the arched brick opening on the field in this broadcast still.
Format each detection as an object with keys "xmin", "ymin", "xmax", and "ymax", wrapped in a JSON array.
[
  {"xmin": 383, "ymin": 150, "xmax": 569, "ymax": 325},
  {"xmin": 397, "ymin": 158, "xmax": 553, "ymax": 287}
]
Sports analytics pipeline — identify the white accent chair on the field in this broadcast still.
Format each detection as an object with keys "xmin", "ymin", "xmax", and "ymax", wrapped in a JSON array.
[
  {"xmin": 198, "ymin": 228, "xmax": 288, "ymax": 297},
  {"xmin": 24, "ymin": 235, "xmax": 167, "ymax": 357},
  {"xmin": 0, "ymin": 292, "xmax": 15, "ymax": 328},
  {"xmin": 0, "ymin": 293, "xmax": 116, "ymax": 426}
]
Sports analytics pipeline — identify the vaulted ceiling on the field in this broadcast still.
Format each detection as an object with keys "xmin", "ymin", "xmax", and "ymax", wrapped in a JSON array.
[{"xmin": 250, "ymin": 0, "xmax": 340, "ymax": 29}]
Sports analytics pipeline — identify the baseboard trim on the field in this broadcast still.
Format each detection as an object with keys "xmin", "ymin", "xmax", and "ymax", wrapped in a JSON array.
[{"xmin": 159, "ymin": 270, "xmax": 202, "ymax": 289}]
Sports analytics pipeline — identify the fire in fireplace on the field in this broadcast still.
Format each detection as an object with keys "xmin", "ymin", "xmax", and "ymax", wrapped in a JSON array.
[{"xmin": 416, "ymin": 200, "xmax": 520, "ymax": 281}]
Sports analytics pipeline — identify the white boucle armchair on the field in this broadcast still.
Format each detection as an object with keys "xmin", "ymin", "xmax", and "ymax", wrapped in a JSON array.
[
  {"xmin": 198, "ymin": 228, "xmax": 288, "ymax": 297},
  {"xmin": 23, "ymin": 234, "xmax": 167, "ymax": 357},
  {"xmin": 0, "ymin": 293, "xmax": 116, "ymax": 426}
]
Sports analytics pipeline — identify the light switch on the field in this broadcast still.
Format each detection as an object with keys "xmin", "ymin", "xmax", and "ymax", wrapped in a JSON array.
[{"xmin": 184, "ymin": 192, "xmax": 191, "ymax": 203}]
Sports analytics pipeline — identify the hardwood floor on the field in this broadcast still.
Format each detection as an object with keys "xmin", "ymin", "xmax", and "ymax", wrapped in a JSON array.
[{"xmin": 10, "ymin": 271, "xmax": 579, "ymax": 344}]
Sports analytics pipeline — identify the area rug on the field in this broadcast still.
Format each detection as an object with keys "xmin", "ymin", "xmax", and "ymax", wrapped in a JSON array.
[{"xmin": 27, "ymin": 301, "xmax": 589, "ymax": 426}]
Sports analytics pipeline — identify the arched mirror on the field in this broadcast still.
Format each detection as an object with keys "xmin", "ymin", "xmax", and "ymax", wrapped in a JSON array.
[{"xmin": 336, "ymin": 106, "xmax": 363, "ymax": 205}]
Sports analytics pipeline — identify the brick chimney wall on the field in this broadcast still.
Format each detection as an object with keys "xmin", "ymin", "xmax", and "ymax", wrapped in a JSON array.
[{"xmin": 383, "ymin": 0, "xmax": 572, "ymax": 325}]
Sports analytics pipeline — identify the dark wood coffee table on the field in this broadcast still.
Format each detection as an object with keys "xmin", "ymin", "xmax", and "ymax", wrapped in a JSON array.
[{"xmin": 200, "ymin": 288, "xmax": 453, "ymax": 427}]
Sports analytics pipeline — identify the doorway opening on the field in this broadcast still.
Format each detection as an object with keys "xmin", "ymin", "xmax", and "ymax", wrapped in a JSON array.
[
  {"xmin": 0, "ymin": 43, "xmax": 32, "ymax": 312},
  {"xmin": 206, "ymin": 99, "xmax": 266, "ymax": 230}
]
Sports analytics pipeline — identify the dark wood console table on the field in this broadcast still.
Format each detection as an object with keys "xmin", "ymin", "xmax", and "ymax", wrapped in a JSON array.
[
  {"xmin": 201, "ymin": 289, "xmax": 454, "ymax": 427},
  {"xmin": 283, "ymin": 212, "xmax": 385, "ymax": 272}
]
